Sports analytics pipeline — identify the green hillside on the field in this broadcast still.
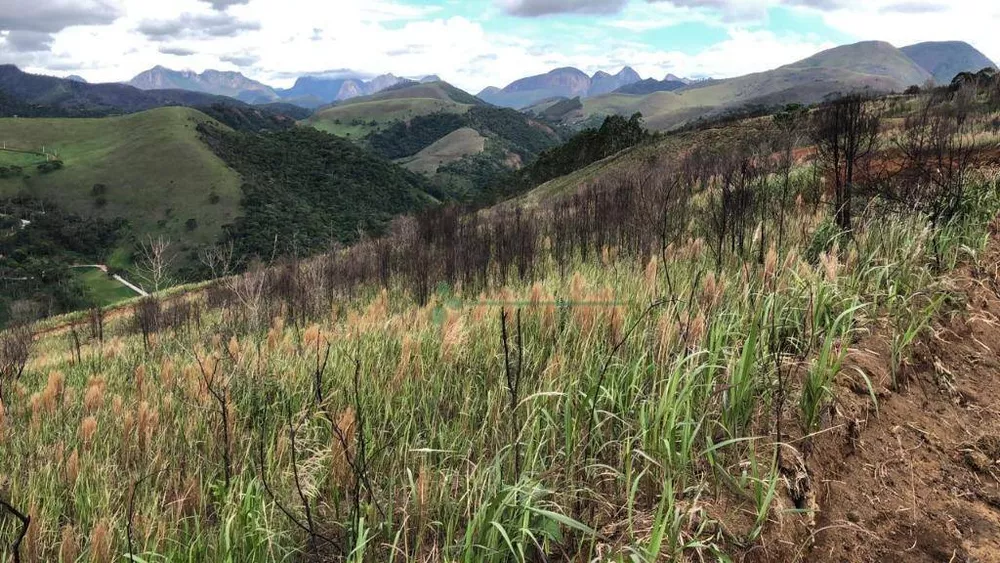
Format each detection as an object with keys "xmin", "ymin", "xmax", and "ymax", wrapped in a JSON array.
[
  {"xmin": 302, "ymin": 83, "xmax": 565, "ymax": 200},
  {"xmin": 578, "ymin": 41, "xmax": 935, "ymax": 130},
  {"xmin": 197, "ymin": 123, "xmax": 436, "ymax": 259},
  {"xmin": 0, "ymin": 107, "xmax": 242, "ymax": 262},
  {"xmin": 397, "ymin": 127, "xmax": 487, "ymax": 175},
  {"xmin": 304, "ymin": 82, "xmax": 477, "ymax": 137}
]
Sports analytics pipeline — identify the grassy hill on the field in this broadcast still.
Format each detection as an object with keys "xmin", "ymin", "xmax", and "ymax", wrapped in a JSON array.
[
  {"xmin": 302, "ymin": 83, "xmax": 564, "ymax": 199},
  {"xmin": 304, "ymin": 82, "xmax": 479, "ymax": 138},
  {"xmin": 397, "ymin": 127, "xmax": 487, "ymax": 175},
  {"xmin": 0, "ymin": 107, "xmax": 242, "ymax": 265},
  {"xmin": 6, "ymin": 80, "xmax": 999, "ymax": 562},
  {"xmin": 577, "ymin": 41, "xmax": 936, "ymax": 130}
]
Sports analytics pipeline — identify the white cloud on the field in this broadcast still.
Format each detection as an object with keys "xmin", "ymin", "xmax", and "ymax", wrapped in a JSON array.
[
  {"xmin": 3, "ymin": 0, "xmax": 997, "ymax": 92},
  {"xmin": 803, "ymin": 0, "xmax": 1000, "ymax": 63}
]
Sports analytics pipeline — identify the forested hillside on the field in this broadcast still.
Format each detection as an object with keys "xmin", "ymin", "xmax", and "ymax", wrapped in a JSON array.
[{"xmin": 198, "ymin": 124, "xmax": 436, "ymax": 260}]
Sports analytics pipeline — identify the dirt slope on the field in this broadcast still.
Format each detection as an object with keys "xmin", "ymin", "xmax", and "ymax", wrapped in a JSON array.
[{"xmin": 764, "ymin": 221, "xmax": 1000, "ymax": 562}]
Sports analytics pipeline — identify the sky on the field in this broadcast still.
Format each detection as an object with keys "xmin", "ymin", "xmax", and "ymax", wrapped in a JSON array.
[{"xmin": 0, "ymin": 0, "xmax": 998, "ymax": 93}]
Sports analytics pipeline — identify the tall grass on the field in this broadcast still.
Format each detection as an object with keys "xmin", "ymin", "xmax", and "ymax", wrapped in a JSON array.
[{"xmin": 1, "ymin": 145, "xmax": 998, "ymax": 560}]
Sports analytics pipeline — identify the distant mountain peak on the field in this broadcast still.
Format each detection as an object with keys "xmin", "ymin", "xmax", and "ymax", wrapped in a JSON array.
[
  {"xmin": 277, "ymin": 72, "xmax": 410, "ymax": 107},
  {"xmin": 901, "ymin": 40, "xmax": 997, "ymax": 84},
  {"xmin": 479, "ymin": 65, "xmax": 643, "ymax": 108},
  {"xmin": 128, "ymin": 66, "xmax": 279, "ymax": 104}
]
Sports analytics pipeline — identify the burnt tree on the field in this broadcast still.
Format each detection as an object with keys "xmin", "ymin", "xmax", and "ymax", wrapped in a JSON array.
[{"xmin": 812, "ymin": 94, "xmax": 881, "ymax": 231}]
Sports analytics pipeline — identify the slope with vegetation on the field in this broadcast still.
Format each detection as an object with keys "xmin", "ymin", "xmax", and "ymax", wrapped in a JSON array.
[
  {"xmin": 1, "ymin": 75, "xmax": 999, "ymax": 562},
  {"xmin": 304, "ymin": 83, "xmax": 565, "ymax": 200},
  {"xmin": 0, "ymin": 196, "xmax": 128, "ymax": 325},
  {"xmin": 570, "ymin": 40, "xmax": 977, "ymax": 131},
  {"xmin": 0, "ymin": 107, "xmax": 243, "ymax": 262},
  {"xmin": 303, "ymin": 81, "xmax": 478, "ymax": 138},
  {"xmin": 197, "ymin": 122, "xmax": 436, "ymax": 261}
]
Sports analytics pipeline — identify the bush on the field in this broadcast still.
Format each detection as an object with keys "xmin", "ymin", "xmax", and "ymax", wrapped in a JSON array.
[
  {"xmin": 805, "ymin": 219, "xmax": 842, "ymax": 264},
  {"xmin": 185, "ymin": 218, "xmax": 198, "ymax": 231},
  {"xmin": 0, "ymin": 165, "xmax": 22, "ymax": 179},
  {"xmin": 36, "ymin": 160, "xmax": 63, "ymax": 173}
]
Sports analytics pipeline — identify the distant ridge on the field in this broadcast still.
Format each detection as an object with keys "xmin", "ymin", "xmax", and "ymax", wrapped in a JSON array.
[
  {"xmin": 0, "ymin": 65, "xmax": 303, "ymax": 125},
  {"xmin": 900, "ymin": 41, "xmax": 997, "ymax": 84},
  {"xmin": 478, "ymin": 66, "xmax": 644, "ymax": 109},
  {"xmin": 614, "ymin": 78, "xmax": 686, "ymax": 95},
  {"xmin": 129, "ymin": 66, "xmax": 279, "ymax": 103},
  {"xmin": 573, "ymin": 40, "xmax": 952, "ymax": 131},
  {"xmin": 276, "ymin": 73, "xmax": 409, "ymax": 108}
]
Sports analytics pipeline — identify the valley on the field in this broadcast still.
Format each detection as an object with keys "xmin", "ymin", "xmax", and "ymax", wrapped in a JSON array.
[{"xmin": 2, "ymin": 18, "xmax": 1000, "ymax": 561}]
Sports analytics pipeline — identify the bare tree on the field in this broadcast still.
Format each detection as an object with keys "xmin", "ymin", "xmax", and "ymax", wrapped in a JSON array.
[
  {"xmin": 136, "ymin": 235, "xmax": 176, "ymax": 293},
  {"xmin": 199, "ymin": 241, "xmax": 237, "ymax": 280},
  {"xmin": 0, "ymin": 322, "xmax": 32, "ymax": 406},
  {"xmin": 773, "ymin": 104, "xmax": 808, "ymax": 252},
  {"xmin": 226, "ymin": 259, "xmax": 268, "ymax": 330},
  {"xmin": 895, "ymin": 91, "xmax": 989, "ymax": 268},
  {"xmin": 812, "ymin": 94, "xmax": 881, "ymax": 231}
]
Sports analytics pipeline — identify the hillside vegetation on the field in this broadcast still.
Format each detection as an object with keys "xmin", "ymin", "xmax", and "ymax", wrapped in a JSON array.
[
  {"xmin": 2, "ymin": 79, "xmax": 999, "ymax": 562},
  {"xmin": 0, "ymin": 107, "xmax": 242, "ymax": 262},
  {"xmin": 397, "ymin": 128, "xmax": 487, "ymax": 175},
  {"xmin": 304, "ymin": 82, "xmax": 478, "ymax": 138},
  {"xmin": 0, "ymin": 197, "xmax": 128, "ymax": 324},
  {"xmin": 197, "ymin": 123, "xmax": 436, "ymax": 260},
  {"xmin": 304, "ymin": 84, "xmax": 565, "ymax": 200},
  {"xmin": 576, "ymin": 41, "xmax": 947, "ymax": 130}
]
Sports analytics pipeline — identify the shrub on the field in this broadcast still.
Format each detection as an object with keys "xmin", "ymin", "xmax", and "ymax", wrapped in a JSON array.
[{"xmin": 36, "ymin": 160, "xmax": 63, "ymax": 173}]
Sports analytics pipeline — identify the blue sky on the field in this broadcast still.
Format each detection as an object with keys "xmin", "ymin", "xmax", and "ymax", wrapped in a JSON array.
[{"xmin": 0, "ymin": 0, "xmax": 996, "ymax": 92}]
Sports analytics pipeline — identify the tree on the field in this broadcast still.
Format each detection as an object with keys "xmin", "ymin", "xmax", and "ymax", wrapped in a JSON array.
[
  {"xmin": 773, "ymin": 104, "xmax": 808, "ymax": 251},
  {"xmin": 199, "ymin": 241, "xmax": 238, "ymax": 280},
  {"xmin": 136, "ymin": 235, "xmax": 175, "ymax": 293},
  {"xmin": 894, "ymin": 91, "xmax": 987, "ymax": 268},
  {"xmin": 811, "ymin": 94, "xmax": 881, "ymax": 231},
  {"xmin": 0, "ymin": 322, "xmax": 32, "ymax": 406}
]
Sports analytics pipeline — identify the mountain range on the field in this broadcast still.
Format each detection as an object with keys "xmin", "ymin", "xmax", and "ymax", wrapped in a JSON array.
[
  {"xmin": 0, "ymin": 64, "xmax": 259, "ymax": 116},
  {"xmin": 571, "ymin": 40, "xmax": 996, "ymax": 131},
  {"xmin": 127, "ymin": 67, "xmax": 443, "ymax": 109},
  {"xmin": 275, "ymin": 73, "xmax": 410, "ymax": 108},
  {"xmin": 3, "ymin": 39, "xmax": 995, "ymax": 130},
  {"xmin": 479, "ymin": 40, "xmax": 996, "ymax": 115},
  {"xmin": 128, "ymin": 66, "xmax": 280, "ymax": 103},
  {"xmin": 477, "ymin": 67, "xmax": 646, "ymax": 109},
  {"xmin": 106, "ymin": 40, "xmax": 996, "ymax": 117}
]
